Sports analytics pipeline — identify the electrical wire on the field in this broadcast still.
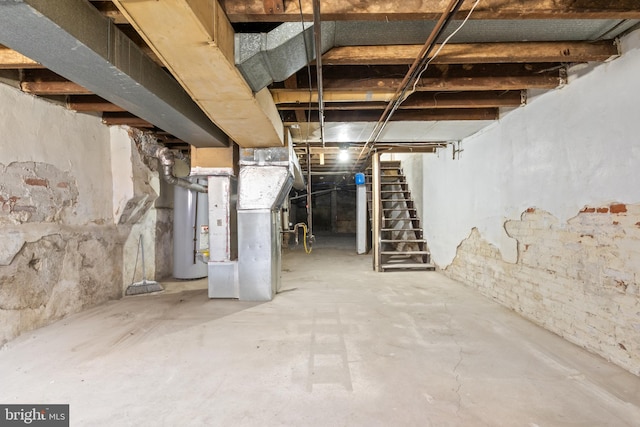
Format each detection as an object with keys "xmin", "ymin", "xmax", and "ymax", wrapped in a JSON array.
[
  {"xmin": 356, "ymin": 0, "xmax": 481, "ymax": 169},
  {"xmin": 302, "ymin": 223, "xmax": 312, "ymax": 254},
  {"xmin": 409, "ymin": 0, "xmax": 481, "ymax": 96},
  {"xmin": 353, "ymin": 0, "xmax": 465, "ymax": 171}
]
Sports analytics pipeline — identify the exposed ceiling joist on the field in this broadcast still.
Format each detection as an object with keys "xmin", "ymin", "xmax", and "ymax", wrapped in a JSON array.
[
  {"xmin": 102, "ymin": 112, "xmax": 153, "ymax": 127},
  {"xmin": 0, "ymin": 45, "xmax": 41, "ymax": 69},
  {"xmin": 67, "ymin": 95, "xmax": 125, "ymax": 112},
  {"xmin": 21, "ymin": 79, "xmax": 92, "ymax": 96},
  {"xmin": 278, "ymin": 91, "xmax": 524, "ymax": 111},
  {"xmin": 321, "ymin": 41, "xmax": 619, "ymax": 66},
  {"xmin": 221, "ymin": 0, "xmax": 640, "ymax": 22},
  {"xmin": 296, "ymin": 108, "xmax": 499, "ymax": 123},
  {"xmin": 270, "ymin": 73, "xmax": 560, "ymax": 103},
  {"xmin": 88, "ymin": 1, "xmax": 129, "ymax": 25}
]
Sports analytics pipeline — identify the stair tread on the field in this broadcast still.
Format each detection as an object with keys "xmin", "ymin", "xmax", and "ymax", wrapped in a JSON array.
[
  {"xmin": 384, "ymin": 217, "xmax": 418, "ymax": 220},
  {"xmin": 381, "ymin": 239, "xmax": 426, "ymax": 243}
]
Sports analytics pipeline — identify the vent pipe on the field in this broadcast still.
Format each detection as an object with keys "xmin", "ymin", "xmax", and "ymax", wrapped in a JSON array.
[{"xmin": 135, "ymin": 132, "xmax": 208, "ymax": 193}]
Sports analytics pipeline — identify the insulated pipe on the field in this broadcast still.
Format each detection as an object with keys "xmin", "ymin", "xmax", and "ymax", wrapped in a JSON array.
[{"xmin": 136, "ymin": 132, "xmax": 208, "ymax": 193}]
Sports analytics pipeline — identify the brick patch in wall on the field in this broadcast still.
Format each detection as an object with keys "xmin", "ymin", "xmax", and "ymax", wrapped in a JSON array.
[
  {"xmin": 0, "ymin": 162, "xmax": 78, "ymax": 224},
  {"xmin": 444, "ymin": 203, "xmax": 640, "ymax": 376}
]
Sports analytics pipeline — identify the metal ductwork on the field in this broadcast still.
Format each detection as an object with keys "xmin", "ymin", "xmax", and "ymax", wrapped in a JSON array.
[
  {"xmin": 235, "ymin": 22, "xmax": 336, "ymax": 93},
  {"xmin": 235, "ymin": 147, "xmax": 296, "ymax": 301},
  {"xmin": 0, "ymin": 0, "xmax": 228, "ymax": 147}
]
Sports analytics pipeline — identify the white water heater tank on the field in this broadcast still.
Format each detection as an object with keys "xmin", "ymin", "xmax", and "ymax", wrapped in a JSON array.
[{"xmin": 173, "ymin": 178, "xmax": 208, "ymax": 279}]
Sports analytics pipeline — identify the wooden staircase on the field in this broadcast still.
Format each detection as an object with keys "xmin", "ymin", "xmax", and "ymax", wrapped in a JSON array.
[{"xmin": 367, "ymin": 160, "xmax": 435, "ymax": 271}]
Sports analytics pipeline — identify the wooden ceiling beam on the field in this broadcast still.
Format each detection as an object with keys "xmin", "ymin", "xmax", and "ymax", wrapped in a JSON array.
[
  {"xmin": 0, "ymin": 45, "xmax": 42, "ymax": 69},
  {"xmin": 271, "ymin": 73, "xmax": 560, "ymax": 103},
  {"xmin": 294, "ymin": 108, "xmax": 499, "ymax": 122},
  {"xmin": 67, "ymin": 95, "xmax": 126, "ymax": 112},
  {"xmin": 112, "ymin": 0, "xmax": 284, "ymax": 148},
  {"xmin": 102, "ymin": 112, "xmax": 154, "ymax": 127},
  {"xmin": 89, "ymin": 1, "xmax": 130, "ymax": 24},
  {"xmin": 278, "ymin": 90, "xmax": 523, "ymax": 110},
  {"xmin": 20, "ymin": 80, "xmax": 91, "ymax": 95},
  {"xmin": 284, "ymin": 63, "xmax": 564, "ymax": 91},
  {"xmin": 322, "ymin": 41, "xmax": 619, "ymax": 66},
  {"xmin": 221, "ymin": 0, "xmax": 640, "ymax": 22}
]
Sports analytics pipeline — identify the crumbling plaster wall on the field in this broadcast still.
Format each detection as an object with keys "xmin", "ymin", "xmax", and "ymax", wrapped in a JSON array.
[
  {"xmin": 396, "ymin": 29, "xmax": 640, "ymax": 375},
  {"xmin": 0, "ymin": 84, "xmax": 166, "ymax": 346}
]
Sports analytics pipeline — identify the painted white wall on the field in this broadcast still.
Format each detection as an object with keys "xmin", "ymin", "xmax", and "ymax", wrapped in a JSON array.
[
  {"xmin": 401, "ymin": 29, "xmax": 640, "ymax": 267},
  {"xmin": 0, "ymin": 84, "xmax": 113, "ymax": 223},
  {"xmin": 110, "ymin": 126, "xmax": 135, "ymax": 223}
]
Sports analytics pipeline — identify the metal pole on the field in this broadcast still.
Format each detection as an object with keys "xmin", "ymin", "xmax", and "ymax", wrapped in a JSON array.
[
  {"xmin": 372, "ymin": 151, "xmax": 381, "ymax": 271},
  {"xmin": 306, "ymin": 143, "xmax": 313, "ymax": 241},
  {"xmin": 331, "ymin": 186, "xmax": 337, "ymax": 233},
  {"xmin": 312, "ymin": 0, "xmax": 325, "ymax": 147}
]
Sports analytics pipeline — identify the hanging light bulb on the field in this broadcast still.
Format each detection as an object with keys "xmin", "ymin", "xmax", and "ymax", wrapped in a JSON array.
[{"xmin": 338, "ymin": 146, "xmax": 349, "ymax": 162}]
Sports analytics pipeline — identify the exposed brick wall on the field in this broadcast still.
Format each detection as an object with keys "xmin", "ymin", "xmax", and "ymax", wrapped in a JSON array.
[{"xmin": 445, "ymin": 204, "xmax": 640, "ymax": 376}]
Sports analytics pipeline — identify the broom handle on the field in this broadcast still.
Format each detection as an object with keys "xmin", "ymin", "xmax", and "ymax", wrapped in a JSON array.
[{"xmin": 140, "ymin": 235, "xmax": 147, "ymax": 282}]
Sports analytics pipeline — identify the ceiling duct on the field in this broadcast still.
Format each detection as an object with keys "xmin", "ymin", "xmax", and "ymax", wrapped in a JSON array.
[
  {"xmin": 0, "ymin": 0, "xmax": 228, "ymax": 147},
  {"xmin": 235, "ymin": 22, "xmax": 336, "ymax": 93}
]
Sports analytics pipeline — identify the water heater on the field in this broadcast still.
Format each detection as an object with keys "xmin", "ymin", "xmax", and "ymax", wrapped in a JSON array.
[{"xmin": 173, "ymin": 178, "xmax": 208, "ymax": 279}]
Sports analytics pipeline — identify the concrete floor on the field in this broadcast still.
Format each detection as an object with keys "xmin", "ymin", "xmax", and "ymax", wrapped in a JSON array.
[{"xmin": 1, "ymin": 234, "xmax": 639, "ymax": 426}]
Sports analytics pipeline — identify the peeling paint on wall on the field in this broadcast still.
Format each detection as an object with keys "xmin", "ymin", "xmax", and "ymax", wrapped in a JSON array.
[
  {"xmin": 445, "ymin": 205, "xmax": 640, "ymax": 376},
  {"xmin": 0, "ymin": 162, "xmax": 78, "ymax": 225},
  {"xmin": 0, "ymin": 83, "xmax": 171, "ymax": 347}
]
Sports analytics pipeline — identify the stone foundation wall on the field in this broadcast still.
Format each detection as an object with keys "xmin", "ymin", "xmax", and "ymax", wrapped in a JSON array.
[
  {"xmin": 445, "ymin": 204, "xmax": 640, "ymax": 375},
  {"xmin": 0, "ymin": 161, "xmax": 128, "ymax": 346},
  {"xmin": 0, "ymin": 85, "xmax": 173, "ymax": 347},
  {"xmin": 0, "ymin": 227, "xmax": 125, "ymax": 346}
]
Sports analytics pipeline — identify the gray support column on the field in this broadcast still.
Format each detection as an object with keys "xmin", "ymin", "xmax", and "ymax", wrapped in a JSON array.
[{"xmin": 356, "ymin": 184, "xmax": 367, "ymax": 254}]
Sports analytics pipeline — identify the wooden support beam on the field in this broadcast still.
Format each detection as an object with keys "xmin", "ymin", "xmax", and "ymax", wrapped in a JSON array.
[
  {"xmin": 89, "ymin": 1, "xmax": 130, "ymax": 24},
  {"xmin": 102, "ymin": 112, "xmax": 154, "ymax": 127},
  {"xmin": 262, "ymin": 0, "xmax": 284, "ymax": 14},
  {"xmin": 67, "ymin": 95, "xmax": 125, "ymax": 112},
  {"xmin": 221, "ymin": 0, "xmax": 640, "ymax": 22},
  {"xmin": 270, "ymin": 72, "xmax": 560, "ymax": 103},
  {"xmin": 322, "ymin": 41, "xmax": 619, "ymax": 66},
  {"xmin": 277, "ymin": 91, "xmax": 523, "ymax": 110},
  {"xmin": 21, "ymin": 80, "xmax": 91, "ymax": 95},
  {"xmin": 0, "ymin": 45, "xmax": 42, "ymax": 69},
  {"xmin": 305, "ymin": 108, "xmax": 499, "ymax": 122},
  {"xmin": 112, "ymin": 0, "xmax": 284, "ymax": 147}
]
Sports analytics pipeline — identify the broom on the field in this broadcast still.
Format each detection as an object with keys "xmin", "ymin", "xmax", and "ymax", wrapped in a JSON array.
[{"xmin": 126, "ymin": 235, "xmax": 163, "ymax": 296}]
